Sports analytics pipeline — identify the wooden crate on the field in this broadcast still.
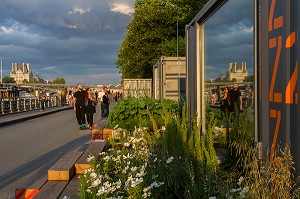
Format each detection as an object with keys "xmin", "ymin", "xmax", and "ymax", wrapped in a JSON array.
[
  {"xmin": 75, "ymin": 141, "xmax": 106, "ymax": 174},
  {"xmin": 92, "ymin": 128, "xmax": 113, "ymax": 140},
  {"xmin": 48, "ymin": 151, "xmax": 83, "ymax": 181},
  {"xmin": 91, "ymin": 128, "xmax": 103, "ymax": 135}
]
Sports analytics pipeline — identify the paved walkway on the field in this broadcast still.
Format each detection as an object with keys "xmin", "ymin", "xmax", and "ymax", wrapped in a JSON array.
[{"xmin": 0, "ymin": 106, "xmax": 73, "ymax": 127}]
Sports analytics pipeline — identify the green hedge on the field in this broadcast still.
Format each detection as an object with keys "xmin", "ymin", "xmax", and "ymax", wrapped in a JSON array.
[{"xmin": 108, "ymin": 97, "xmax": 177, "ymax": 131}]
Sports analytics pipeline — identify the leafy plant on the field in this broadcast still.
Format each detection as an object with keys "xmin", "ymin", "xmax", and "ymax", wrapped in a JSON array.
[
  {"xmin": 146, "ymin": 104, "xmax": 222, "ymax": 198},
  {"xmin": 224, "ymin": 109, "xmax": 255, "ymax": 174},
  {"xmin": 108, "ymin": 97, "xmax": 177, "ymax": 131},
  {"xmin": 246, "ymin": 146, "xmax": 300, "ymax": 199},
  {"xmin": 80, "ymin": 98, "xmax": 300, "ymax": 199}
]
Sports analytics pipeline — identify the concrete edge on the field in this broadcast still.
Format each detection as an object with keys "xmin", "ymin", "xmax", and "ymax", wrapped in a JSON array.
[{"xmin": 0, "ymin": 107, "xmax": 73, "ymax": 127}]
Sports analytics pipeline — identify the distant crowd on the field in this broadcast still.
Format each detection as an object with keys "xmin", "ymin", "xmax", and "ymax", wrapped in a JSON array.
[
  {"xmin": 208, "ymin": 83, "xmax": 254, "ymax": 114},
  {"xmin": 67, "ymin": 84, "xmax": 122, "ymax": 130}
]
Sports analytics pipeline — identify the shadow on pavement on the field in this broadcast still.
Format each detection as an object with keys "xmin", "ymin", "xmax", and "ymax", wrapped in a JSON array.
[{"xmin": 0, "ymin": 133, "xmax": 90, "ymax": 190}]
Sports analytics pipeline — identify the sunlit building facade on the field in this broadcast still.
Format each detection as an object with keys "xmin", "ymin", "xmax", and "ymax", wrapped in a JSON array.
[
  {"xmin": 226, "ymin": 62, "xmax": 248, "ymax": 82},
  {"xmin": 10, "ymin": 63, "xmax": 33, "ymax": 84}
]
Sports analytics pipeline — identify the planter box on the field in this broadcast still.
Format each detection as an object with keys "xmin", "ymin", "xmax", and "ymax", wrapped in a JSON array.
[{"xmin": 92, "ymin": 128, "xmax": 113, "ymax": 140}]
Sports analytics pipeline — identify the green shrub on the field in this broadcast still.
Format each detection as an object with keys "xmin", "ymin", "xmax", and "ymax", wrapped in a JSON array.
[
  {"xmin": 79, "ymin": 99, "xmax": 300, "ymax": 199},
  {"xmin": 108, "ymin": 97, "xmax": 177, "ymax": 131},
  {"xmin": 145, "ymin": 104, "xmax": 222, "ymax": 198}
]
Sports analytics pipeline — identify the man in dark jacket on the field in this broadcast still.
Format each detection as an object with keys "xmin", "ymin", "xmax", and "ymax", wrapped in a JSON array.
[
  {"xmin": 102, "ymin": 86, "xmax": 110, "ymax": 118},
  {"xmin": 229, "ymin": 83, "xmax": 242, "ymax": 113},
  {"xmin": 73, "ymin": 84, "xmax": 87, "ymax": 130},
  {"xmin": 38, "ymin": 86, "xmax": 47, "ymax": 111}
]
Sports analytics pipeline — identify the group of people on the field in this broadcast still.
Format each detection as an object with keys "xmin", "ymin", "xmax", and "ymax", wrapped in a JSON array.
[
  {"xmin": 73, "ymin": 84, "xmax": 110, "ymax": 130},
  {"xmin": 218, "ymin": 83, "xmax": 254, "ymax": 115},
  {"xmin": 219, "ymin": 83, "xmax": 243, "ymax": 114},
  {"xmin": 111, "ymin": 91, "xmax": 122, "ymax": 102}
]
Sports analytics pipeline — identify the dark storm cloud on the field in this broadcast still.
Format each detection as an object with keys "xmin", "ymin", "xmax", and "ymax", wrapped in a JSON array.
[
  {"xmin": 204, "ymin": 0, "xmax": 254, "ymax": 80},
  {"xmin": 0, "ymin": 0, "xmax": 135, "ymax": 85}
]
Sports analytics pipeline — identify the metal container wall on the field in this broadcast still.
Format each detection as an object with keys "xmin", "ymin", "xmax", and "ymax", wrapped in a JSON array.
[
  {"xmin": 185, "ymin": 0, "xmax": 300, "ymax": 175},
  {"xmin": 257, "ymin": 0, "xmax": 300, "ymax": 175},
  {"xmin": 122, "ymin": 79, "xmax": 152, "ymax": 99},
  {"xmin": 153, "ymin": 56, "xmax": 186, "ymax": 101}
]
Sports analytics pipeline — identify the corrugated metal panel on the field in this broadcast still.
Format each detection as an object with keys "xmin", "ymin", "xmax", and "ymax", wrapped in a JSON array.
[
  {"xmin": 257, "ymin": 0, "xmax": 300, "ymax": 175},
  {"xmin": 122, "ymin": 79, "xmax": 152, "ymax": 99},
  {"xmin": 153, "ymin": 56, "xmax": 186, "ymax": 101}
]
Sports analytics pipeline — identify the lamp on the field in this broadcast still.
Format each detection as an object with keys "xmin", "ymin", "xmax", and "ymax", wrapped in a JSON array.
[{"xmin": 176, "ymin": 0, "xmax": 178, "ymax": 57}]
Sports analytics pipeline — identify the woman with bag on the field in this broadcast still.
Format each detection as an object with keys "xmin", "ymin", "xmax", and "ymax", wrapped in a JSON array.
[
  {"xmin": 85, "ymin": 87, "xmax": 96, "ymax": 130},
  {"xmin": 220, "ymin": 87, "xmax": 230, "ymax": 115}
]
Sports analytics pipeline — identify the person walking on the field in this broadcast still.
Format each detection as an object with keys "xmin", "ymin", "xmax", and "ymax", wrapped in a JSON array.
[
  {"xmin": 85, "ymin": 87, "xmax": 96, "ymax": 130},
  {"xmin": 68, "ymin": 90, "xmax": 73, "ymax": 106},
  {"xmin": 98, "ymin": 87, "xmax": 105, "ymax": 117},
  {"xmin": 244, "ymin": 83, "xmax": 253, "ymax": 108},
  {"xmin": 38, "ymin": 86, "xmax": 47, "ymax": 111},
  {"xmin": 73, "ymin": 84, "xmax": 87, "ymax": 130},
  {"xmin": 211, "ymin": 88, "xmax": 216, "ymax": 106},
  {"xmin": 220, "ymin": 87, "xmax": 230, "ymax": 115},
  {"xmin": 229, "ymin": 83, "xmax": 242, "ymax": 113},
  {"xmin": 216, "ymin": 86, "xmax": 221, "ymax": 103},
  {"xmin": 95, "ymin": 90, "xmax": 98, "ymax": 101},
  {"xmin": 102, "ymin": 86, "xmax": 110, "ymax": 117}
]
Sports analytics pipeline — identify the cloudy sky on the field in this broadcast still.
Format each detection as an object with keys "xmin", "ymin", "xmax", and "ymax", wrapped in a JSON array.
[
  {"xmin": 0, "ymin": 0, "xmax": 135, "ymax": 85},
  {"xmin": 204, "ymin": 0, "xmax": 254, "ymax": 80}
]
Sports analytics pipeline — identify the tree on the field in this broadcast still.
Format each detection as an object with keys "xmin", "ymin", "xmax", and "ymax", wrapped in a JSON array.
[
  {"xmin": 232, "ymin": 78, "xmax": 237, "ymax": 82},
  {"xmin": 2, "ymin": 76, "xmax": 16, "ymax": 83},
  {"xmin": 117, "ymin": 0, "xmax": 208, "ymax": 79},
  {"xmin": 244, "ymin": 75, "xmax": 254, "ymax": 82},
  {"xmin": 52, "ymin": 77, "xmax": 66, "ymax": 84},
  {"xmin": 22, "ymin": 79, "xmax": 29, "ymax": 83}
]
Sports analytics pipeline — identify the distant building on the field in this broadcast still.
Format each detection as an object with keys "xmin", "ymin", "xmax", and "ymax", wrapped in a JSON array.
[
  {"xmin": 10, "ymin": 63, "xmax": 33, "ymax": 84},
  {"xmin": 226, "ymin": 62, "xmax": 248, "ymax": 82},
  {"xmin": 33, "ymin": 73, "xmax": 44, "ymax": 83},
  {"xmin": 215, "ymin": 73, "xmax": 226, "ymax": 82}
]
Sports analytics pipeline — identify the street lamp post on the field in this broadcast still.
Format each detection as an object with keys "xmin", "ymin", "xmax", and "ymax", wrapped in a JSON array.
[
  {"xmin": 176, "ymin": 0, "xmax": 180, "ymax": 100},
  {"xmin": 0, "ymin": 58, "xmax": 2, "ymax": 84},
  {"xmin": 161, "ymin": 1, "xmax": 180, "ymax": 100},
  {"xmin": 178, "ymin": 58, "xmax": 181, "ymax": 100},
  {"xmin": 176, "ymin": 0, "xmax": 178, "ymax": 57}
]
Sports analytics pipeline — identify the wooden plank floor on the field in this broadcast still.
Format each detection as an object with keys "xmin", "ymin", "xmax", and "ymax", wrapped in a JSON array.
[
  {"xmin": 58, "ymin": 175, "xmax": 80, "ymax": 199},
  {"xmin": 33, "ymin": 181, "xmax": 68, "ymax": 199}
]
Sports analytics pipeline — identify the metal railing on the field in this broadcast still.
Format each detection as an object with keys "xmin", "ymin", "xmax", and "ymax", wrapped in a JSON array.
[{"xmin": 0, "ymin": 96, "xmax": 62, "ymax": 115}]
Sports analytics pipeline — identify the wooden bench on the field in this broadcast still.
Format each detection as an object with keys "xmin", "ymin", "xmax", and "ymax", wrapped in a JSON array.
[
  {"xmin": 15, "ymin": 175, "xmax": 48, "ymax": 199},
  {"xmin": 33, "ymin": 181, "xmax": 68, "ymax": 199},
  {"xmin": 15, "ymin": 152, "xmax": 65, "ymax": 199},
  {"xmin": 103, "ymin": 128, "xmax": 113, "ymax": 139},
  {"xmin": 92, "ymin": 128, "xmax": 103, "ymax": 140},
  {"xmin": 48, "ymin": 151, "xmax": 83, "ymax": 181},
  {"xmin": 58, "ymin": 175, "xmax": 81, "ymax": 199},
  {"xmin": 93, "ymin": 119, "xmax": 108, "ymax": 129},
  {"xmin": 92, "ymin": 128, "xmax": 113, "ymax": 140},
  {"xmin": 75, "ymin": 141, "xmax": 107, "ymax": 174}
]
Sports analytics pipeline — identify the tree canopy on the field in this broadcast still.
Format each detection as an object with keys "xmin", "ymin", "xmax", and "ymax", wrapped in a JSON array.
[
  {"xmin": 116, "ymin": 0, "xmax": 208, "ymax": 79},
  {"xmin": 2, "ymin": 76, "xmax": 16, "ymax": 83},
  {"xmin": 52, "ymin": 77, "xmax": 66, "ymax": 84}
]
